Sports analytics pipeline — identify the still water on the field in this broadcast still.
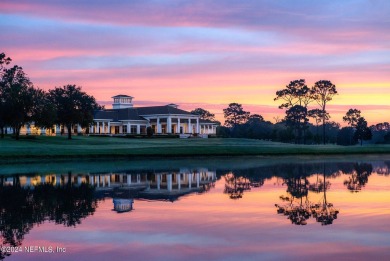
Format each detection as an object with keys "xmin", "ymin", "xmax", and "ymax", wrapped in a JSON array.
[{"xmin": 1, "ymin": 156, "xmax": 390, "ymax": 261}]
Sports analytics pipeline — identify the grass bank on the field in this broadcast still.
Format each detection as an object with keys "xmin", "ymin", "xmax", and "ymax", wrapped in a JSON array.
[{"xmin": 1, "ymin": 135, "xmax": 390, "ymax": 163}]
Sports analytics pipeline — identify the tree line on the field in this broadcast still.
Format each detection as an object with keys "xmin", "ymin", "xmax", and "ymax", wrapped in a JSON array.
[
  {"xmin": 215, "ymin": 79, "xmax": 387, "ymax": 145},
  {"xmin": 0, "ymin": 52, "xmax": 100, "ymax": 140}
]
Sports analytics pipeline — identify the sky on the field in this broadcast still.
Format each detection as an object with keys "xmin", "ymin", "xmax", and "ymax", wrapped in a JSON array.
[{"xmin": 1, "ymin": 0, "xmax": 389, "ymax": 124}]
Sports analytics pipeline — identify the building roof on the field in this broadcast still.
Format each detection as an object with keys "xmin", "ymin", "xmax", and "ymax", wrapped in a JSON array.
[
  {"xmin": 112, "ymin": 94, "xmax": 133, "ymax": 98},
  {"xmin": 94, "ymin": 108, "xmax": 145, "ymax": 121},
  {"xmin": 199, "ymin": 119, "xmax": 220, "ymax": 125},
  {"xmin": 136, "ymin": 106, "xmax": 193, "ymax": 116},
  {"xmin": 94, "ymin": 105, "xmax": 195, "ymax": 121}
]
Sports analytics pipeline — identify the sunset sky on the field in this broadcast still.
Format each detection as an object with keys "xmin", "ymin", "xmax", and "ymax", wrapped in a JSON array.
[{"xmin": 1, "ymin": 0, "xmax": 389, "ymax": 124}]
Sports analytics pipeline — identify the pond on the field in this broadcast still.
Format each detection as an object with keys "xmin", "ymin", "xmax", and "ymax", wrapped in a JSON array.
[{"xmin": 1, "ymin": 156, "xmax": 390, "ymax": 261}]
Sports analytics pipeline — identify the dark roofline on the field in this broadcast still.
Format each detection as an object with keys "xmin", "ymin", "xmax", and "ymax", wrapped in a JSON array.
[
  {"xmin": 112, "ymin": 95, "xmax": 133, "ymax": 98},
  {"xmin": 199, "ymin": 119, "xmax": 221, "ymax": 125}
]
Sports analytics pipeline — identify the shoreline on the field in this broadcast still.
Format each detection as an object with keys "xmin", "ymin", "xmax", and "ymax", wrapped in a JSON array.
[
  {"xmin": 1, "ymin": 154, "xmax": 390, "ymax": 176},
  {"xmin": 1, "ymin": 136, "xmax": 390, "ymax": 164}
]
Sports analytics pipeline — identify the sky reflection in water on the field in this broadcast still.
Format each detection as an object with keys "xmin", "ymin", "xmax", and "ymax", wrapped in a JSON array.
[{"xmin": 1, "ymin": 159, "xmax": 390, "ymax": 261}]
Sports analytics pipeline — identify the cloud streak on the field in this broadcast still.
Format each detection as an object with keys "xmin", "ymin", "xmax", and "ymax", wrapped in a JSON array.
[{"xmin": 0, "ymin": 0, "xmax": 389, "ymax": 124}]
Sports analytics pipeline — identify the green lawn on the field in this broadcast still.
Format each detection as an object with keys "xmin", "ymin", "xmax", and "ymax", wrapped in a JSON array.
[{"xmin": 1, "ymin": 135, "xmax": 390, "ymax": 162}]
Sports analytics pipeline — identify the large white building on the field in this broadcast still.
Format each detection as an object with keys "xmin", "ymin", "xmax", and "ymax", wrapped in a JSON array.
[
  {"xmin": 90, "ymin": 95, "xmax": 219, "ymax": 137},
  {"xmin": 14, "ymin": 95, "xmax": 219, "ymax": 137}
]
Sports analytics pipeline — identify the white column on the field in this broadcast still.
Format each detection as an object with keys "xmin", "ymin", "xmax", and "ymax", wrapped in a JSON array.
[
  {"xmin": 96, "ymin": 175, "xmax": 100, "ymax": 187},
  {"xmin": 127, "ymin": 174, "xmax": 132, "ymax": 185},
  {"xmin": 107, "ymin": 122, "xmax": 111, "ymax": 134},
  {"xmin": 196, "ymin": 173, "xmax": 200, "ymax": 188},
  {"xmin": 119, "ymin": 125, "xmax": 123, "ymax": 134},
  {"xmin": 89, "ymin": 125, "xmax": 93, "ymax": 134},
  {"xmin": 167, "ymin": 174, "xmax": 172, "ymax": 191},
  {"xmin": 188, "ymin": 173, "xmax": 192, "ymax": 188},
  {"xmin": 90, "ymin": 175, "xmax": 94, "ymax": 186},
  {"xmin": 196, "ymin": 118, "xmax": 200, "ymax": 134},
  {"xmin": 167, "ymin": 117, "xmax": 172, "ymax": 134},
  {"xmin": 107, "ymin": 175, "xmax": 111, "ymax": 187},
  {"xmin": 137, "ymin": 125, "xmax": 140, "ymax": 134},
  {"xmin": 177, "ymin": 118, "xmax": 180, "ymax": 133},
  {"xmin": 137, "ymin": 174, "xmax": 140, "ymax": 183},
  {"xmin": 188, "ymin": 118, "xmax": 191, "ymax": 133},
  {"xmin": 157, "ymin": 118, "xmax": 161, "ymax": 133},
  {"xmin": 26, "ymin": 125, "xmax": 31, "ymax": 135},
  {"xmin": 177, "ymin": 174, "xmax": 181, "ymax": 190},
  {"xmin": 157, "ymin": 175, "xmax": 161, "ymax": 190},
  {"xmin": 40, "ymin": 127, "xmax": 46, "ymax": 136},
  {"xmin": 101, "ymin": 122, "xmax": 104, "ymax": 134},
  {"xmin": 77, "ymin": 176, "xmax": 82, "ymax": 186},
  {"xmin": 40, "ymin": 175, "xmax": 45, "ymax": 184}
]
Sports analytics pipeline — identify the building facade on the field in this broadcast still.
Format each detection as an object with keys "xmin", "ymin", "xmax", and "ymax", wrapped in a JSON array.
[
  {"xmin": 90, "ymin": 95, "xmax": 219, "ymax": 137},
  {"xmin": 11, "ymin": 95, "xmax": 219, "ymax": 137}
]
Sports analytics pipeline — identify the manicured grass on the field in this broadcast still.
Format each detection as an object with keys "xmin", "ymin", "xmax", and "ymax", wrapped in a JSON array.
[{"xmin": 1, "ymin": 135, "xmax": 390, "ymax": 162}]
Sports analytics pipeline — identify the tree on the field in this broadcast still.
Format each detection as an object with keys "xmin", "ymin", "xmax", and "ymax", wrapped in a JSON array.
[
  {"xmin": 0, "ymin": 53, "xmax": 12, "ymax": 70},
  {"xmin": 0, "ymin": 66, "xmax": 37, "ymax": 140},
  {"xmin": 190, "ymin": 108, "xmax": 215, "ymax": 121},
  {"xmin": 308, "ymin": 109, "xmax": 329, "ymax": 144},
  {"xmin": 354, "ymin": 117, "xmax": 372, "ymax": 146},
  {"xmin": 274, "ymin": 79, "xmax": 312, "ymax": 109},
  {"xmin": 0, "ymin": 53, "xmax": 12, "ymax": 138},
  {"xmin": 275, "ymin": 80, "xmax": 312, "ymax": 144},
  {"xmin": 285, "ymin": 105, "xmax": 308, "ymax": 144},
  {"xmin": 311, "ymin": 80, "xmax": 338, "ymax": 144},
  {"xmin": 343, "ymin": 109, "xmax": 361, "ymax": 128},
  {"xmin": 247, "ymin": 114, "xmax": 264, "ymax": 125},
  {"xmin": 32, "ymin": 89, "xmax": 57, "ymax": 131},
  {"xmin": 49, "ymin": 85, "xmax": 100, "ymax": 139},
  {"xmin": 337, "ymin": 127, "xmax": 357, "ymax": 146},
  {"xmin": 223, "ymin": 103, "xmax": 249, "ymax": 127}
]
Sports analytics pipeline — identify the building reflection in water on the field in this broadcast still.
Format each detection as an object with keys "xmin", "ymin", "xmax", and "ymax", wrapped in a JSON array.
[
  {"xmin": 113, "ymin": 199, "xmax": 134, "ymax": 213},
  {"xmin": 1, "ymin": 168, "xmax": 217, "ymax": 210},
  {"xmin": 0, "ymin": 168, "xmax": 216, "ymax": 259}
]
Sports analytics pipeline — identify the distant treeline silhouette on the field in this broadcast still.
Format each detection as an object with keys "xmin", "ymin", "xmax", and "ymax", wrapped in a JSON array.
[{"xmin": 217, "ymin": 80, "xmax": 389, "ymax": 145}]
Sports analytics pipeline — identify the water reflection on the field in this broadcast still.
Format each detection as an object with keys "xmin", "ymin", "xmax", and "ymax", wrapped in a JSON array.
[
  {"xmin": 0, "ymin": 168, "xmax": 217, "ymax": 259},
  {"xmin": 343, "ymin": 163, "xmax": 372, "ymax": 192},
  {"xmin": 0, "ymin": 159, "xmax": 389, "ymax": 260},
  {"xmin": 0, "ymin": 176, "xmax": 97, "ymax": 260},
  {"xmin": 273, "ymin": 164, "xmax": 340, "ymax": 226}
]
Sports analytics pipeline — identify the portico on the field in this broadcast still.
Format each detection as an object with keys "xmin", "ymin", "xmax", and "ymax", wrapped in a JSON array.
[{"xmin": 144, "ymin": 115, "xmax": 200, "ymax": 134}]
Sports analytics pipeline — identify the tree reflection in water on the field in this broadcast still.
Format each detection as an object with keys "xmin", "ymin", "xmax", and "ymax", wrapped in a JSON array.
[
  {"xmin": 275, "ymin": 173, "xmax": 311, "ymax": 225},
  {"xmin": 223, "ymin": 169, "xmax": 265, "ymax": 200},
  {"xmin": 275, "ymin": 164, "xmax": 339, "ymax": 226},
  {"xmin": 310, "ymin": 169, "xmax": 339, "ymax": 226},
  {"xmin": 343, "ymin": 163, "xmax": 373, "ymax": 192},
  {"xmin": 0, "ymin": 174, "xmax": 97, "ymax": 260},
  {"xmin": 224, "ymin": 173, "xmax": 251, "ymax": 199}
]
